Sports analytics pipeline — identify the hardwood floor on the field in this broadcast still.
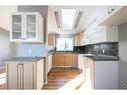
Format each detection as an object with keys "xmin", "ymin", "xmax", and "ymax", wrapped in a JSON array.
[
  {"xmin": 42, "ymin": 67, "xmax": 84, "ymax": 90},
  {"xmin": 0, "ymin": 67, "xmax": 85, "ymax": 90}
]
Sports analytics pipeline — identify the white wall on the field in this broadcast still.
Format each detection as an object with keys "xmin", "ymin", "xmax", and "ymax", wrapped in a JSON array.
[
  {"xmin": 0, "ymin": 28, "xmax": 16, "ymax": 67},
  {"xmin": 0, "ymin": 6, "xmax": 17, "ymax": 31},
  {"xmin": 0, "ymin": 6, "xmax": 17, "ymax": 67}
]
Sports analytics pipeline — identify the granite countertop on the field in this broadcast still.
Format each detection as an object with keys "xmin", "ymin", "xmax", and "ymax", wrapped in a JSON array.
[
  {"xmin": 83, "ymin": 54, "xmax": 119, "ymax": 61},
  {"xmin": 5, "ymin": 57, "xmax": 44, "ymax": 63},
  {"xmin": 52, "ymin": 51, "xmax": 77, "ymax": 54}
]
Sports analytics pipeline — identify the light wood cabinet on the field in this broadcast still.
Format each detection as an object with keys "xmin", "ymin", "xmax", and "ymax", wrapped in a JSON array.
[
  {"xmin": 83, "ymin": 57, "xmax": 94, "ymax": 86},
  {"xmin": 10, "ymin": 12, "xmax": 43, "ymax": 42},
  {"xmin": 52, "ymin": 53, "xmax": 78, "ymax": 67},
  {"xmin": 75, "ymin": 32, "xmax": 84, "ymax": 46},
  {"xmin": 75, "ymin": 34, "xmax": 80, "ymax": 46},
  {"xmin": 48, "ymin": 34, "xmax": 55, "ymax": 46},
  {"xmin": 6, "ymin": 59, "xmax": 44, "ymax": 89},
  {"xmin": 78, "ymin": 54, "xmax": 84, "ymax": 70},
  {"xmin": 47, "ymin": 54, "xmax": 52, "ymax": 73}
]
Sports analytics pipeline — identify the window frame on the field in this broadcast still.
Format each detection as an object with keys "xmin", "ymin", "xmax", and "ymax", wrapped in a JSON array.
[{"xmin": 55, "ymin": 36, "xmax": 74, "ymax": 51}]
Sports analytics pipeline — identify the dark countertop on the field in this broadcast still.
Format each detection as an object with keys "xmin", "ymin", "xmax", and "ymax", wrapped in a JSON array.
[
  {"xmin": 52, "ymin": 51, "xmax": 77, "ymax": 54},
  {"xmin": 5, "ymin": 57, "xmax": 44, "ymax": 63},
  {"xmin": 83, "ymin": 54, "xmax": 119, "ymax": 61}
]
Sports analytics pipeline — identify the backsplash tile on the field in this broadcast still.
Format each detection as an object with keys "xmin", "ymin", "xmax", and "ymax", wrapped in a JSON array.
[
  {"xmin": 17, "ymin": 43, "xmax": 46, "ymax": 57},
  {"xmin": 93, "ymin": 42, "xmax": 118, "ymax": 56},
  {"xmin": 74, "ymin": 42, "xmax": 118, "ymax": 56}
]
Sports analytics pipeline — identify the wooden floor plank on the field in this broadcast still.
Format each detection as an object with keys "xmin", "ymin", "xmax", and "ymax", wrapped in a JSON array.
[{"xmin": 42, "ymin": 67, "xmax": 84, "ymax": 90}]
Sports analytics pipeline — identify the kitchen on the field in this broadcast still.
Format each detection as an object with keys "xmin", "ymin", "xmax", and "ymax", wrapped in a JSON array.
[{"xmin": 0, "ymin": 5, "xmax": 127, "ymax": 90}]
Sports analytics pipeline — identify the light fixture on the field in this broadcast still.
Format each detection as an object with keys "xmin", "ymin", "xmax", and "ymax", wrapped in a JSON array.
[
  {"xmin": 61, "ymin": 9, "xmax": 76, "ymax": 30},
  {"xmin": 74, "ymin": 11, "xmax": 83, "ymax": 28},
  {"xmin": 54, "ymin": 11, "xmax": 61, "ymax": 28}
]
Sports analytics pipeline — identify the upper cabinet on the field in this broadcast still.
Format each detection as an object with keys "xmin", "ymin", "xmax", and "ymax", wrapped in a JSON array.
[
  {"xmin": 10, "ymin": 12, "xmax": 43, "ymax": 43},
  {"xmin": 90, "ymin": 26, "xmax": 118, "ymax": 44},
  {"xmin": 48, "ymin": 34, "xmax": 55, "ymax": 46},
  {"xmin": 75, "ymin": 32, "xmax": 84, "ymax": 46},
  {"xmin": 82, "ymin": 6, "xmax": 121, "ymax": 45},
  {"xmin": 83, "ymin": 25, "xmax": 118, "ymax": 45}
]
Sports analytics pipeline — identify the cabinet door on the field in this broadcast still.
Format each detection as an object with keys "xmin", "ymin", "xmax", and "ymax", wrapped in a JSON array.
[
  {"xmin": 52, "ymin": 53, "xmax": 58, "ymax": 66},
  {"xmin": 78, "ymin": 54, "xmax": 84, "ymax": 70},
  {"xmin": 65, "ymin": 54, "xmax": 77, "ymax": 67},
  {"xmin": 48, "ymin": 54, "xmax": 52, "ymax": 72},
  {"xmin": 53, "ymin": 53, "xmax": 65, "ymax": 67},
  {"xmin": 6, "ymin": 63, "xmax": 19, "ymax": 89},
  {"xmin": 23, "ymin": 63, "xmax": 34, "ymax": 89},
  {"xmin": 64, "ymin": 54, "xmax": 70, "ymax": 66},
  {"xmin": 48, "ymin": 34, "xmax": 55, "ymax": 46},
  {"xmin": 57, "ymin": 54, "xmax": 65, "ymax": 66},
  {"xmin": 75, "ymin": 34, "xmax": 80, "ymax": 45},
  {"xmin": 11, "ymin": 13, "xmax": 23, "ymax": 40},
  {"xmin": 36, "ymin": 60, "xmax": 44, "ymax": 89},
  {"xmin": 25, "ymin": 13, "xmax": 38, "ymax": 40},
  {"xmin": 89, "ymin": 59, "xmax": 94, "ymax": 88}
]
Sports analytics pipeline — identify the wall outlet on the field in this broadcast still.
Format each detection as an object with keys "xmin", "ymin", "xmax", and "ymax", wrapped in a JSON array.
[
  {"xmin": 103, "ymin": 49, "xmax": 105, "ymax": 53},
  {"xmin": 28, "ymin": 49, "xmax": 32, "ymax": 54}
]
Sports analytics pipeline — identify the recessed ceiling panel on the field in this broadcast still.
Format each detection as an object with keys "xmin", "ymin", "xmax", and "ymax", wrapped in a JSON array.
[{"xmin": 61, "ymin": 9, "xmax": 76, "ymax": 30}]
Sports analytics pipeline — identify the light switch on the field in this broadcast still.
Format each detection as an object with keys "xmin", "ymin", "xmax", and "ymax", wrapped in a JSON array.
[{"xmin": 103, "ymin": 49, "xmax": 105, "ymax": 53}]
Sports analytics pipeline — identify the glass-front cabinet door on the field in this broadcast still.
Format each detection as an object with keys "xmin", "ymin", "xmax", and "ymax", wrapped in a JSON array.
[
  {"xmin": 11, "ymin": 14, "xmax": 23, "ymax": 40},
  {"xmin": 26, "ymin": 14, "xmax": 37, "ymax": 40},
  {"xmin": 11, "ymin": 12, "xmax": 43, "ymax": 42}
]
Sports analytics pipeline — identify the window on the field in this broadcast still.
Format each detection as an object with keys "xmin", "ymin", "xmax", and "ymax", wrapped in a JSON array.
[{"xmin": 56, "ymin": 37, "xmax": 74, "ymax": 51}]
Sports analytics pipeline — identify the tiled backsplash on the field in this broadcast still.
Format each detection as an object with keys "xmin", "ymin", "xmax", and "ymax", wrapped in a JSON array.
[
  {"xmin": 93, "ymin": 42, "xmax": 118, "ymax": 56},
  {"xmin": 74, "ymin": 42, "xmax": 118, "ymax": 56},
  {"xmin": 17, "ymin": 43, "xmax": 46, "ymax": 57}
]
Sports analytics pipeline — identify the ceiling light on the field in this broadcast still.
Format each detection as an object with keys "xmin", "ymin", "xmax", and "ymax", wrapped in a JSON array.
[
  {"xmin": 74, "ymin": 11, "xmax": 83, "ymax": 28},
  {"xmin": 61, "ymin": 9, "xmax": 76, "ymax": 30},
  {"xmin": 54, "ymin": 11, "xmax": 61, "ymax": 28}
]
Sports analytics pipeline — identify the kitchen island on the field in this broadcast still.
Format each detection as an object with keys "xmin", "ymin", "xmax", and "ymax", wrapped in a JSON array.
[
  {"xmin": 83, "ymin": 54, "xmax": 118, "ymax": 89},
  {"xmin": 5, "ymin": 57, "xmax": 44, "ymax": 89}
]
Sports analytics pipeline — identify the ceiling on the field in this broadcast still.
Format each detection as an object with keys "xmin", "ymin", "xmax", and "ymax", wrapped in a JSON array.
[{"xmin": 47, "ymin": 6, "xmax": 107, "ymax": 35}]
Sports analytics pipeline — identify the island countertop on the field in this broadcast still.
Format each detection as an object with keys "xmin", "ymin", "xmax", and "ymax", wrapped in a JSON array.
[{"xmin": 4, "ymin": 57, "xmax": 44, "ymax": 63}]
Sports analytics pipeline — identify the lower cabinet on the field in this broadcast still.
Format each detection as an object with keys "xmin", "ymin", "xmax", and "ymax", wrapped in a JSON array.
[
  {"xmin": 52, "ymin": 53, "xmax": 78, "ymax": 67},
  {"xmin": 47, "ymin": 54, "xmax": 52, "ymax": 73},
  {"xmin": 84, "ymin": 57, "xmax": 118, "ymax": 89},
  {"xmin": 78, "ymin": 54, "xmax": 84, "ymax": 70},
  {"xmin": 6, "ymin": 59, "xmax": 44, "ymax": 89}
]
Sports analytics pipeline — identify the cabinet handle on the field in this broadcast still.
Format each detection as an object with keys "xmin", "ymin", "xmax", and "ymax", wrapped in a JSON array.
[
  {"xmin": 21, "ymin": 63, "xmax": 24, "ymax": 89},
  {"xmin": 21, "ymin": 38, "xmax": 26, "ymax": 40},
  {"xmin": 17, "ymin": 64, "xmax": 20, "ymax": 89}
]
